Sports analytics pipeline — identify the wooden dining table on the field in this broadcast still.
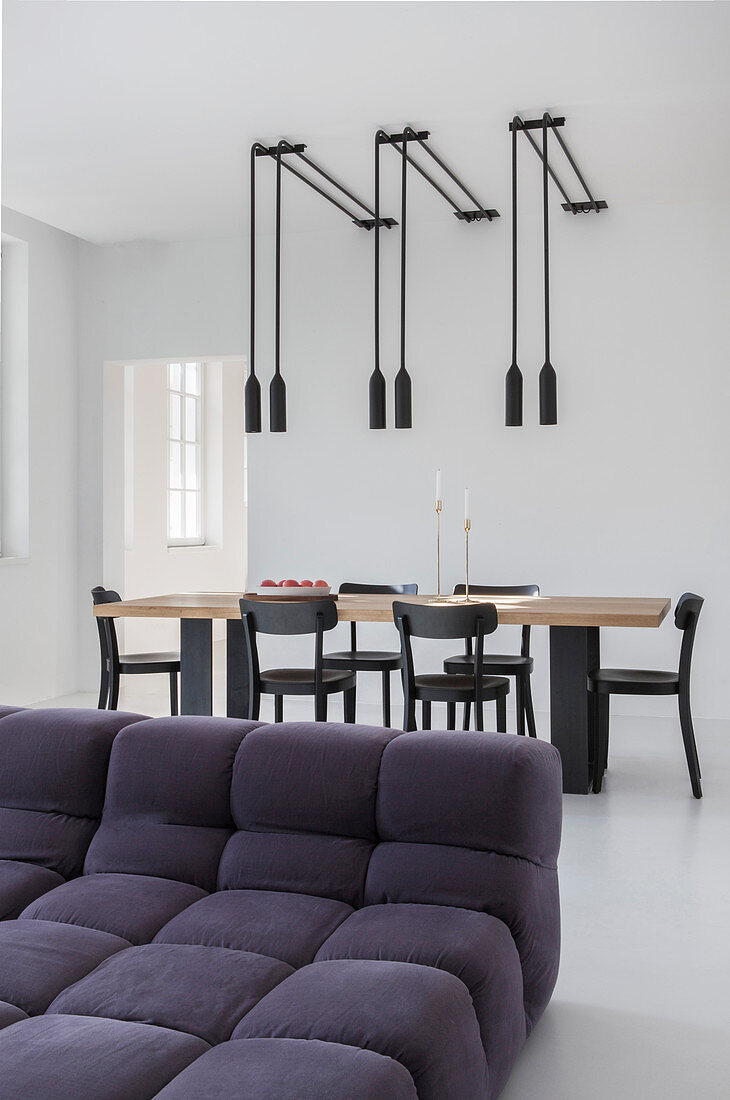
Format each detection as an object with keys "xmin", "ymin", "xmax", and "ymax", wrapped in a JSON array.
[{"xmin": 95, "ymin": 592, "xmax": 671, "ymax": 794}]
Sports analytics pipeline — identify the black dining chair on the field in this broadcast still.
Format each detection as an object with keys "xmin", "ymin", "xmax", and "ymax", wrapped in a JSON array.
[
  {"xmin": 587, "ymin": 592, "xmax": 704, "ymax": 797},
  {"xmin": 323, "ymin": 581, "xmax": 418, "ymax": 727},
  {"xmin": 239, "ymin": 597, "xmax": 356, "ymax": 723},
  {"xmin": 443, "ymin": 584, "xmax": 539, "ymax": 736},
  {"xmin": 393, "ymin": 599, "xmax": 510, "ymax": 733},
  {"xmin": 91, "ymin": 586, "xmax": 180, "ymax": 713}
]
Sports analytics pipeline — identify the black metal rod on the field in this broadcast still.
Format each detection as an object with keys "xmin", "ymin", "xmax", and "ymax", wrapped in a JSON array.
[
  {"xmin": 544, "ymin": 113, "xmax": 599, "ymax": 212},
  {"xmin": 505, "ymin": 118, "xmax": 523, "ymax": 426},
  {"xmin": 390, "ymin": 136, "xmax": 464, "ymax": 217},
  {"xmin": 515, "ymin": 117, "xmax": 574, "ymax": 208},
  {"xmin": 294, "ymin": 149, "xmax": 375, "ymax": 217},
  {"xmin": 270, "ymin": 140, "xmax": 288, "ymax": 432},
  {"xmin": 245, "ymin": 142, "xmax": 264, "ymax": 433},
  {"xmin": 405, "ymin": 126, "xmax": 490, "ymax": 218},
  {"xmin": 539, "ymin": 116, "xmax": 558, "ymax": 425},
  {"xmin": 369, "ymin": 130, "xmax": 387, "ymax": 429},
  {"xmin": 394, "ymin": 132, "xmax": 412, "ymax": 429}
]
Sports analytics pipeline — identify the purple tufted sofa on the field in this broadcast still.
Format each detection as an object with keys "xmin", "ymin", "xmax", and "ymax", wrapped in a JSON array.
[{"xmin": 0, "ymin": 705, "xmax": 562, "ymax": 1099}]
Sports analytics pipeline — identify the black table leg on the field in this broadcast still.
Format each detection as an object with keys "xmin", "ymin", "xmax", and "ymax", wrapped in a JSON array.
[
  {"xmin": 226, "ymin": 618, "xmax": 250, "ymax": 719},
  {"xmin": 549, "ymin": 625, "xmax": 600, "ymax": 794},
  {"xmin": 180, "ymin": 618, "xmax": 213, "ymax": 715}
]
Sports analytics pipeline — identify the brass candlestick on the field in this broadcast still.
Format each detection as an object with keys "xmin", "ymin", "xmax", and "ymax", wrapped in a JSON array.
[
  {"xmin": 464, "ymin": 518, "xmax": 472, "ymax": 602},
  {"xmin": 435, "ymin": 500, "xmax": 444, "ymax": 600}
]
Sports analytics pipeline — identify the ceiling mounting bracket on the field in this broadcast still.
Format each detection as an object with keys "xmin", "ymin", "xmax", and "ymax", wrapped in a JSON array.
[{"xmin": 510, "ymin": 113, "xmax": 608, "ymax": 214}]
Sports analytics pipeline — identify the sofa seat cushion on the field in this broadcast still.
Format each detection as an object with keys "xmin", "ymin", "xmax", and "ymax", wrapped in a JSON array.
[
  {"xmin": 155, "ymin": 889, "xmax": 352, "ymax": 968},
  {"xmin": 0, "ymin": 1001, "xmax": 27, "ymax": 1030},
  {"xmin": 21, "ymin": 873, "xmax": 207, "ymax": 945},
  {"xmin": 49, "ymin": 943, "xmax": 293, "ymax": 1046},
  {"xmin": 233, "ymin": 959, "xmax": 488, "ymax": 1100},
  {"xmin": 154, "ymin": 1037, "xmax": 419, "ymax": 1099},
  {"xmin": 0, "ymin": 1014, "xmax": 209, "ymax": 1100},
  {"xmin": 316, "ymin": 903, "xmax": 526, "ymax": 1097},
  {"xmin": 0, "ymin": 919, "xmax": 129, "ymax": 1014},
  {"xmin": 0, "ymin": 860, "xmax": 65, "ymax": 921}
]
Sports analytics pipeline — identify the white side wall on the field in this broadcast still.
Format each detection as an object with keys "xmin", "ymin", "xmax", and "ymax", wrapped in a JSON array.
[
  {"xmin": 75, "ymin": 186, "xmax": 730, "ymax": 718},
  {"xmin": 0, "ymin": 207, "xmax": 79, "ymax": 703}
]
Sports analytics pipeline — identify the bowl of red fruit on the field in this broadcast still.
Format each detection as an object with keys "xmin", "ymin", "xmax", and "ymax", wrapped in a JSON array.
[{"xmin": 254, "ymin": 579, "xmax": 331, "ymax": 598}]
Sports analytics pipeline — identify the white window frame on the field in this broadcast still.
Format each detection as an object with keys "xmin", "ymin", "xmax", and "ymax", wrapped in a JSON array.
[{"xmin": 167, "ymin": 361, "xmax": 205, "ymax": 547}]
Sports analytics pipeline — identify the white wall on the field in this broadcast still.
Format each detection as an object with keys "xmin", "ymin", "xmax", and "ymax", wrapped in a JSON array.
[
  {"xmin": 74, "ymin": 177, "xmax": 730, "ymax": 718},
  {"xmin": 0, "ymin": 207, "xmax": 80, "ymax": 703}
]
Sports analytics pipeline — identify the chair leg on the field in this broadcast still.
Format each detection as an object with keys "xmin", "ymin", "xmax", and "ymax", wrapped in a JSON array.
[
  {"xmin": 496, "ymin": 695, "xmax": 507, "ymax": 733},
  {"xmin": 462, "ymin": 700, "xmax": 471, "ymax": 730},
  {"xmin": 274, "ymin": 695, "xmax": 284, "ymax": 723},
  {"xmin": 678, "ymin": 690, "xmax": 702, "ymax": 799},
  {"xmin": 524, "ymin": 674, "xmax": 537, "ymax": 738},
  {"xmin": 475, "ymin": 700, "xmax": 484, "ymax": 732},
  {"xmin": 108, "ymin": 670, "xmax": 120, "ymax": 711},
  {"xmin": 446, "ymin": 703, "xmax": 456, "ymax": 730},
  {"xmin": 421, "ymin": 701, "xmax": 431, "ymax": 730},
  {"xmin": 382, "ymin": 671, "xmax": 391, "ymax": 728},
  {"xmin": 403, "ymin": 698, "xmax": 416, "ymax": 732},
  {"xmin": 169, "ymin": 671, "xmax": 179, "ymax": 716},
  {"xmin": 592, "ymin": 693, "xmax": 609, "ymax": 793},
  {"xmin": 315, "ymin": 693, "xmax": 327, "ymax": 723},
  {"xmin": 344, "ymin": 688, "xmax": 356, "ymax": 724},
  {"xmin": 97, "ymin": 661, "xmax": 110, "ymax": 710},
  {"xmin": 248, "ymin": 690, "xmax": 261, "ymax": 722},
  {"xmin": 515, "ymin": 676, "xmax": 525, "ymax": 735}
]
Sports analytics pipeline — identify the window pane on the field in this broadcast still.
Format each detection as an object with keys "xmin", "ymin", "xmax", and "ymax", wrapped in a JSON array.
[
  {"xmin": 169, "ymin": 363, "xmax": 183, "ymax": 392},
  {"xmin": 170, "ymin": 394, "xmax": 182, "ymax": 440},
  {"xmin": 169, "ymin": 491, "xmax": 183, "ymax": 540},
  {"xmin": 185, "ymin": 443, "xmax": 199, "ymax": 490},
  {"xmin": 185, "ymin": 396, "xmax": 197, "ymax": 442},
  {"xmin": 185, "ymin": 362, "xmax": 200, "ymax": 396},
  {"xmin": 169, "ymin": 442, "xmax": 183, "ymax": 490},
  {"xmin": 185, "ymin": 491, "xmax": 200, "ymax": 539}
]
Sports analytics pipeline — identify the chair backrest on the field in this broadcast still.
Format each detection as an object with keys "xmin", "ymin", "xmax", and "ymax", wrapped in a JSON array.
[
  {"xmin": 393, "ymin": 600, "xmax": 499, "ymax": 711},
  {"xmin": 339, "ymin": 581, "xmax": 418, "ymax": 649},
  {"xmin": 239, "ymin": 598, "xmax": 339, "ymax": 700},
  {"xmin": 91, "ymin": 586, "xmax": 122, "ymax": 669},
  {"xmin": 674, "ymin": 592, "xmax": 704, "ymax": 689},
  {"xmin": 452, "ymin": 583, "xmax": 539, "ymax": 658}
]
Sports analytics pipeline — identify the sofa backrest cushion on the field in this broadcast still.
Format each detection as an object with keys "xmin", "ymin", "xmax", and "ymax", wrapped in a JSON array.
[
  {"xmin": 364, "ymin": 730, "xmax": 563, "ymax": 1031},
  {"xmin": 218, "ymin": 723, "xmax": 399, "ymax": 906},
  {"xmin": 0, "ymin": 708, "xmax": 148, "ymax": 879},
  {"xmin": 84, "ymin": 717, "xmax": 261, "ymax": 891}
]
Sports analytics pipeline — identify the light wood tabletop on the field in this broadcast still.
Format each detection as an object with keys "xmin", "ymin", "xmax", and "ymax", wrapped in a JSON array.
[{"xmin": 94, "ymin": 592, "xmax": 671, "ymax": 628}]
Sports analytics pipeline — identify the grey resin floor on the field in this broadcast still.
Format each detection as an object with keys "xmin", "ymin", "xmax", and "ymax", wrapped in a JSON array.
[{"xmin": 33, "ymin": 684, "xmax": 730, "ymax": 1099}]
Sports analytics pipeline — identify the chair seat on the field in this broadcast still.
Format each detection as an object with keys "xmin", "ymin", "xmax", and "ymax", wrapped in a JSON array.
[
  {"xmin": 260, "ymin": 669, "xmax": 357, "ymax": 696},
  {"xmin": 118, "ymin": 652, "xmax": 180, "ymax": 673},
  {"xmin": 414, "ymin": 674, "xmax": 510, "ymax": 703},
  {"xmin": 588, "ymin": 668, "xmax": 679, "ymax": 696},
  {"xmin": 444, "ymin": 653, "xmax": 534, "ymax": 675},
  {"xmin": 322, "ymin": 650, "xmax": 402, "ymax": 672}
]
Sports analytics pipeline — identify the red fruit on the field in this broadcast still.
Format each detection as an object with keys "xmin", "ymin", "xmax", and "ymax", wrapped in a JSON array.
[
  {"xmin": 313, "ymin": 579, "xmax": 328, "ymax": 587},
  {"xmin": 278, "ymin": 580, "xmax": 286, "ymax": 586},
  {"xmin": 300, "ymin": 579, "xmax": 314, "ymax": 587},
  {"xmin": 260, "ymin": 579, "xmax": 276, "ymax": 587},
  {"xmin": 282, "ymin": 579, "xmax": 300, "ymax": 587}
]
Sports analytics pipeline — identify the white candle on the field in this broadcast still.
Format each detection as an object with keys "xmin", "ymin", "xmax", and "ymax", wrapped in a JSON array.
[
  {"xmin": 436, "ymin": 469, "xmax": 442, "ymax": 502},
  {"xmin": 464, "ymin": 488, "xmax": 470, "ymax": 524}
]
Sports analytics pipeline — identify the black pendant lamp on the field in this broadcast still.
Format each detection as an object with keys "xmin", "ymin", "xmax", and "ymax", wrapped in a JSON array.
[
  {"xmin": 539, "ymin": 114, "xmax": 558, "ymax": 425},
  {"xmin": 505, "ymin": 118, "xmax": 523, "ymax": 426},
  {"xmin": 368, "ymin": 131, "xmax": 387, "ymax": 429},
  {"xmin": 394, "ymin": 133, "xmax": 412, "ymax": 429},
  {"xmin": 269, "ymin": 140, "xmax": 287, "ymax": 433},
  {"xmin": 245, "ymin": 143, "xmax": 262, "ymax": 433}
]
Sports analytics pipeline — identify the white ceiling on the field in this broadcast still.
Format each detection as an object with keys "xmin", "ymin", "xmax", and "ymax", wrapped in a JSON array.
[{"xmin": 3, "ymin": 1, "xmax": 730, "ymax": 244}]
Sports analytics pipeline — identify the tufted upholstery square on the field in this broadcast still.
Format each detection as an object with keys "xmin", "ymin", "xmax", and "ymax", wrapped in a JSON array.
[
  {"xmin": 84, "ymin": 716, "xmax": 261, "ymax": 891},
  {"xmin": 219, "ymin": 722, "xmax": 398, "ymax": 906},
  {"xmin": 0, "ymin": 709, "xmax": 147, "ymax": 881}
]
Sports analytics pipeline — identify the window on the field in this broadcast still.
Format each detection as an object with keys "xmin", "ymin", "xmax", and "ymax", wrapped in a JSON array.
[{"xmin": 168, "ymin": 361, "xmax": 203, "ymax": 545}]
